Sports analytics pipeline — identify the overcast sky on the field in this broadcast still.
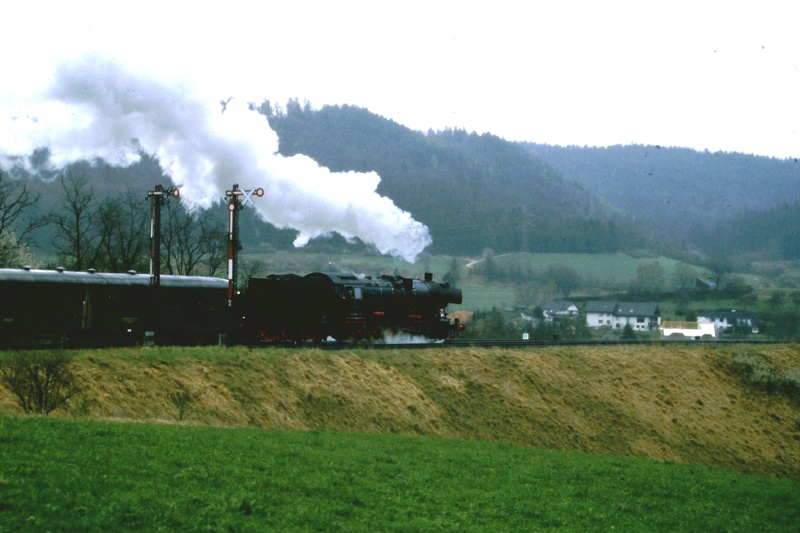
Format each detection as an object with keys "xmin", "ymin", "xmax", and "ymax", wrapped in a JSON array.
[{"xmin": 4, "ymin": 0, "xmax": 799, "ymax": 159}]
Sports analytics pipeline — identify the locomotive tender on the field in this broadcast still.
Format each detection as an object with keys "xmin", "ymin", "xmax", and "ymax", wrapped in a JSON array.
[{"xmin": 0, "ymin": 267, "xmax": 463, "ymax": 346}]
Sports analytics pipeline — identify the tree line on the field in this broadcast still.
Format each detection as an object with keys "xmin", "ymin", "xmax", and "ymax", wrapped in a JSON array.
[
  {"xmin": 0, "ymin": 170, "xmax": 228, "ymax": 276},
  {"xmin": 691, "ymin": 201, "xmax": 800, "ymax": 261}
]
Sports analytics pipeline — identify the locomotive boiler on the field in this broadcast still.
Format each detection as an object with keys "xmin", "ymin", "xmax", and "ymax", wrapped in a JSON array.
[{"xmin": 236, "ymin": 272, "xmax": 463, "ymax": 343}]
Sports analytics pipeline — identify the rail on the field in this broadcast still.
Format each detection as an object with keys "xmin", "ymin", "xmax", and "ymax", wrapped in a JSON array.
[{"xmin": 260, "ymin": 337, "xmax": 789, "ymax": 350}]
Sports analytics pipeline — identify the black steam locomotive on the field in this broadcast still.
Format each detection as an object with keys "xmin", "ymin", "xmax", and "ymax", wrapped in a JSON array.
[
  {"xmin": 237, "ymin": 272, "xmax": 463, "ymax": 343},
  {"xmin": 0, "ymin": 267, "xmax": 463, "ymax": 347}
]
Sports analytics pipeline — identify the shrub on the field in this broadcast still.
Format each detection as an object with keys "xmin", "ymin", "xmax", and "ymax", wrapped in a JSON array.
[
  {"xmin": 168, "ymin": 386, "xmax": 202, "ymax": 421},
  {"xmin": 0, "ymin": 351, "xmax": 82, "ymax": 414},
  {"xmin": 620, "ymin": 323, "xmax": 637, "ymax": 340},
  {"xmin": 728, "ymin": 353, "xmax": 800, "ymax": 401}
]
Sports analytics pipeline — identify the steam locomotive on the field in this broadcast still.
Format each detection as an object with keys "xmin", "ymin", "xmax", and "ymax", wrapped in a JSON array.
[
  {"xmin": 0, "ymin": 267, "xmax": 463, "ymax": 347},
  {"xmin": 237, "ymin": 272, "xmax": 463, "ymax": 343}
]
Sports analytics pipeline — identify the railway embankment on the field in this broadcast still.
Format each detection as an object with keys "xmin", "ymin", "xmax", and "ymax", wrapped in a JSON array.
[{"xmin": 1, "ymin": 343, "xmax": 798, "ymax": 479}]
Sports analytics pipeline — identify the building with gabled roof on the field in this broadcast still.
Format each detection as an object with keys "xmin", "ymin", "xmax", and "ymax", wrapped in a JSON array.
[
  {"xmin": 584, "ymin": 301, "xmax": 617, "ymax": 328},
  {"xmin": 540, "ymin": 300, "xmax": 579, "ymax": 322},
  {"xmin": 585, "ymin": 301, "xmax": 661, "ymax": 331},
  {"xmin": 697, "ymin": 310, "xmax": 759, "ymax": 334}
]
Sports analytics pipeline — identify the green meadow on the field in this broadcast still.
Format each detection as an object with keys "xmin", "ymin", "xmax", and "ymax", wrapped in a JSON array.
[{"xmin": 1, "ymin": 416, "xmax": 797, "ymax": 532}]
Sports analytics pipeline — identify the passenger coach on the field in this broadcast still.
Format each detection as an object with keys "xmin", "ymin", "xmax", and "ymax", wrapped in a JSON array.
[{"xmin": 0, "ymin": 267, "xmax": 228, "ymax": 347}]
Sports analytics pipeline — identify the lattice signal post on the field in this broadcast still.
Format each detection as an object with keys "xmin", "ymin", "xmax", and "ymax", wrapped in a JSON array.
[
  {"xmin": 147, "ymin": 185, "xmax": 180, "ymax": 286},
  {"xmin": 225, "ymin": 184, "xmax": 264, "ymax": 306}
]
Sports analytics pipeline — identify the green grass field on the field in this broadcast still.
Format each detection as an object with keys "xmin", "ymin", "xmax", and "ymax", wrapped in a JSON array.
[{"xmin": 1, "ymin": 416, "xmax": 797, "ymax": 531}]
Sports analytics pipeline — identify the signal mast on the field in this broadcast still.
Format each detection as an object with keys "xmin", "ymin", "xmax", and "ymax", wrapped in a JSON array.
[
  {"xmin": 224, "ymin": 184, "xmax": 264, "ymax": 306},
  {"xmin": 147, "ymin": 184, "xmax": 180, "ymax": 286}
]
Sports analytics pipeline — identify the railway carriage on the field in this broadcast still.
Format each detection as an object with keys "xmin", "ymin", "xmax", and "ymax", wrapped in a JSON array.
[{"xmin": 0, "ymin": 268, "xmax": 228, "ymax": 347}]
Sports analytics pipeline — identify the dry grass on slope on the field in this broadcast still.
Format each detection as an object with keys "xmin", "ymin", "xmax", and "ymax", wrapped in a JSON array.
[
  {"xmin": 396, "ymin": 345, "xmax": 800, "ymax": 480},
  {"xmin": 0, "ymin": 344, "xmax": 798, "ymax": 479}
]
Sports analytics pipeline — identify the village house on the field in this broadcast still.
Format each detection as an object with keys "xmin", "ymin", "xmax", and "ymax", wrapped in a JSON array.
[
  {"xmin": 540, "ymin": 301, "xmax": 579, "ymax": 322},
  {"xmin": 584, "ymin": 301, "xmax": 616, "ymax": 328},
  {"xmin": 697, "ymin": 310, "xmax": 759, "ymax": 334},
  {"xmin": 585, "ymin": 301, "xmax": 661, "ymax": 331}
]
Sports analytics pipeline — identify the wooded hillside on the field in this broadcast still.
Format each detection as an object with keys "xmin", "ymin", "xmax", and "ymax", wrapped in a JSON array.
[
  {"xmin": 524, "ymin": 143, "xmax": 800, "ymax": 259},
  {"xmin": 261, "ymin": 101, "xmax": 646, "ymax": 256},
  {"xmin": 7, "ymin": 101, "xmax": 800, "ymax": 263},
  {"xmin": 263, "ymin": 101, "xmax": 800, "ymax": 260}
]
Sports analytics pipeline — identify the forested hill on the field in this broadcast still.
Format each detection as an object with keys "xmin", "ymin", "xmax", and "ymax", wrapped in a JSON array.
[
  {"xmin": 261, "ymin": 101, "xmax": 646, "ymax": 256},
  {"xmin": 20, "ymin": 101, "xmax": 798, "ymax": 261},
  {"xmin": 522, "ymin": 143, "xmax": 800, "ymax": 241},
  {"xmin": 263, "ymin": 99, "xmax": 800, "ymax": 259}
]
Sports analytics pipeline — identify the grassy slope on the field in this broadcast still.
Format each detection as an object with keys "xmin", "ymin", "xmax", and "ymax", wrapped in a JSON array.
[
  {"xmin": 2, "ymin": 416, "xmax": 798, "ymax": 531},
  {"xmin": 1, "ymin": 344, "xmax": 797, "ymax": 480}
]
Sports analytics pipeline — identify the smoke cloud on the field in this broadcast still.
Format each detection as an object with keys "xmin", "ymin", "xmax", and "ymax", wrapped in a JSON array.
[{"xmin": 0, "ymin": 56, "xmax": 431, "ymax": 262}]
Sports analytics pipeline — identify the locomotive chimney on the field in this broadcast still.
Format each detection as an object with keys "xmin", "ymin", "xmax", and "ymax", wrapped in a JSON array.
[{"xmin": 425, "ymin": 272, "xmax": 433, "ymax": 282}]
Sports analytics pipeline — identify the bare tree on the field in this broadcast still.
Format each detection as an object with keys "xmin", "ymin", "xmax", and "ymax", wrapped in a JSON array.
[
  {"xmin": 0, "ymin": 171, "xmax": 45, "ymax": 240},
  {"xmin": 0, "ymin": 351, "xmax": 82, "ymax": 415},
  {"xmin": 198, "ymin": 209, "xmax": 227, "ymax": 277},
  {"xmin": 238, "ymin": 258, "xmax": 267, "ymax": 290},
  {"xmin": 0, "ymin": 170, "xmax": 47, "ymax": 267},
  {"xmin": 49, "ymin": 174, "xmax": 102, "ymax": 270},
  {"xmin": 160, "ymin": 201, "xmax": 228, "ymax": 276},
  {"xmin": 96, "ymin": 190, "xmax": 149, "ymax": 272},
  {"xmin": 163, "ymin": 200, "xmax": 195, "ymax": 275}
]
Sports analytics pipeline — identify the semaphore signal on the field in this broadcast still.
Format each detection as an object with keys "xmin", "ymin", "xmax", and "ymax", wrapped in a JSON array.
[
  {"xmin": 224, "ymin": 184, "xmax": 264, "ymax": 306},
  {"xmin": 147, "ymin": 184, "xmax": 180, "ymax": 287}
]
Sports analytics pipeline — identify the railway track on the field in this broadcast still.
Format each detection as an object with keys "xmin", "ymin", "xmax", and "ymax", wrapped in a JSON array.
[
  {"xmin": 7, "ymin": 336, "xmax": 787, "ymax": 351},
  {"xmin": 286, "ymin": 337, "xmax": 789, "ymax": 350}
]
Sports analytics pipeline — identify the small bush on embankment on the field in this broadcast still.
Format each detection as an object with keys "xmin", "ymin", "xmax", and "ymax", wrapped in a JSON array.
[
  {"xmin": 1, "ymin": 416, "xmax": 798, "ymax": 532},
  {"xmin": 0, "ymin": 351, "xmax": 81, "ymax": 414},
  {"xmin": 728, "ymin": 352, "xmax": 800, "ymax": 402}
]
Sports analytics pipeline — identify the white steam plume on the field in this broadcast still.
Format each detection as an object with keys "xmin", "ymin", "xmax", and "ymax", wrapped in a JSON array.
[{"xmin": 0, "ymin": 56, "xmax": 431, "ymax": 262}]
